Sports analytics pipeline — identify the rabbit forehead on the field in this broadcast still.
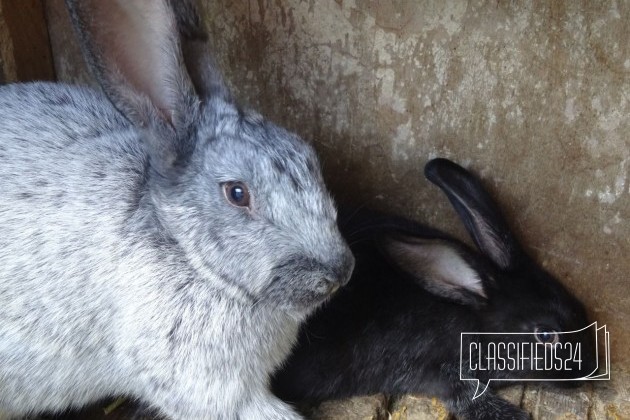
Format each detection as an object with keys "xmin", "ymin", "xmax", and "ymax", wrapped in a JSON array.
[
  {"xmin": 489, "ymin": 269, "xmax": 589, "ymax": 334},
  {"xmin": 199, "ymin": 116, "xmax": 334, "ymax": 215}
]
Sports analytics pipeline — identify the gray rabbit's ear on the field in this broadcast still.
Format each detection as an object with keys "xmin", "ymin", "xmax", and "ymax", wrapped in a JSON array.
[
  {"xmin": 66, "ymin": 0, "xmax": 199, "ymax": 169},
  {"xmin": 380, "ymin": 235, "xmax": 487, "ymax": 307},
  {"xmin": 167, "ymin": 0, "xmax": 231, "ymax": 101},
  {"xmin": 425, "ymin": 158, "xmax": 523, "ymax": 271}
]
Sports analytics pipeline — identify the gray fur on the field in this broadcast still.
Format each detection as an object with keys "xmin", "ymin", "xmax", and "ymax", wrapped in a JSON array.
[{"xmin": 0, "ymin": 0, "xmax": 353, "ymax": 419}]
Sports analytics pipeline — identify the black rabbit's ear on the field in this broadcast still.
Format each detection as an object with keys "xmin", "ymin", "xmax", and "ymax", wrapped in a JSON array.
[
  {"xmin": 381, "ymin": 235, "xmax": 488, "ymax": 307},
  {"xmin": 424, "ymin": 158, "xmax": 523, "ymax": 271},
  {"xmin": 66, "ymin": 0, "xmax": 200, "ymax": 171}
]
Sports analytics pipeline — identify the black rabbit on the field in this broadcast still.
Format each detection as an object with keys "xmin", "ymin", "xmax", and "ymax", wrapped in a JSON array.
[{"xmin": 273, "ymin": 158, "xmax": 596, "ymax": 419}]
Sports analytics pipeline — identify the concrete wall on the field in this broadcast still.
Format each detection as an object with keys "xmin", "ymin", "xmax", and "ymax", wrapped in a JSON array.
[{"xmin": 45, "ymin": 0, "xmax": 629, "ymax": 368}]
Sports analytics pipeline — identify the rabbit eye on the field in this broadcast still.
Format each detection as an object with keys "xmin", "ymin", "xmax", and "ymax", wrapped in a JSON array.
[
  {"xmin": 534, "ymin": 326, "xmax": 559, "ymax": 344},
  {"xmin": 223, "ymin": 182, "xmax": 250, "ymax": 208}
]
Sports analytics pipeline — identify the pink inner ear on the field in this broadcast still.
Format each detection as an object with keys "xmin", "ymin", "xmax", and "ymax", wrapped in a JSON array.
[
  {"xmin": 384, "ymin": 237, "xmax": 486, "ymax": 299},
  {"xmin": 420, "ymin": 244, "xmax": 486, "ymax": 298},
  {"xmin": 87, "ymin": 0, "xmax": 181, "ymax": 120}
]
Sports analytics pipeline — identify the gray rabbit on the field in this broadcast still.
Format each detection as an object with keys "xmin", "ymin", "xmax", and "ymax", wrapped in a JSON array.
[{"xmin": 0, "ymin": 0, "xmax": 354, "ymax": 419}]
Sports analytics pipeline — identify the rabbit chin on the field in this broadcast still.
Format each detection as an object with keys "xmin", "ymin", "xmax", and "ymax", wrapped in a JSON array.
[{"xmin": 258, "ymin": 274, "xmax": 341, "ymax": 315}]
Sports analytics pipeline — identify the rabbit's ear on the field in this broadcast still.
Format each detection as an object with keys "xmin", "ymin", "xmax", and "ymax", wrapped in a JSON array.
[
  {"xmin": 167, "ymin": 0, "xmax": 231, "ymax": 101},
  {"xmin": 424, "ymin": 158, "xmax": 523, "ymax": 271},
  {"xmin": 381, "ymin": 235, "xmax": 487, "ymax": 307},
  {"xmin": 66, "ymin": 0, "xmax": 200, "ymax": 169}
]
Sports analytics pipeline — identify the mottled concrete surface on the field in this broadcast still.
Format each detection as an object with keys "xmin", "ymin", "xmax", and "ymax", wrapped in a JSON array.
[{"xmin": 30, "ymin": 0, "xmax": 630, "ymax": 418}]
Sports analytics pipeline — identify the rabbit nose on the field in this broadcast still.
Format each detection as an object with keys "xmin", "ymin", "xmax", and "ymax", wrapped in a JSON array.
[
  {"xmin": 322, "ymin": 252, "xmax": 354, "ymax": 295},
  {"xmin": 337, "ymin": 248, "xmax": 355, "ymax": 286}
]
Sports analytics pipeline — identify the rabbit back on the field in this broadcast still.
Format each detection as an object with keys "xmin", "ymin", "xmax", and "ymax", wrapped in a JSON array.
[
  {"xmin": 0, "ymin": 83, "xmax": 149, "ymax": 302},
  {"xmin": 0, "ymin": 82, "xmax": 144, "ymax": 212},
  {"xmin": 0, "ymin": 82, "xmax": 153, "ymax": 413}
]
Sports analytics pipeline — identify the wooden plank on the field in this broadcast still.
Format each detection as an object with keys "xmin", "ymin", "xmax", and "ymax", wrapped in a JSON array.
[
  {"xmin": 43, "ymin": 0, "xmax": 93, "ymax": 85},
  {"xmin": 390, "ymin": 394, "xmax": 451, "ymax": 420},
  {"xmin": 0, "ymin": 0, "xmax": 17, "ymax": 82},
  {"xmin": 303, "ymin": 395, "xmax": 389, "ymax": 420},
  {"xmin": 388, "ymin": 386, "xmax": 524, "ymax": 419},
  {"xmin": 522, "ymin": 383, "xmax": 592, "ymax": 420},
  {"xmin": 590, "ymin": 366, "xmax": 630, "ymax": 420},
  {"xmin": 0, "ymin": 0, "xmax": 54, "ymax": 82}
]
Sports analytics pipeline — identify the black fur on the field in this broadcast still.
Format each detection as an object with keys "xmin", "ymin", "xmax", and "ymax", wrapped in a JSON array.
[{"xmin": 273, "ymin": 158, "xmax": 596, "ymax": 419}]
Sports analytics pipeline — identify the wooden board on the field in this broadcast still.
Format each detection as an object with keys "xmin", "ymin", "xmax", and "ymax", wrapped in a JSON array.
[{"xmin": 0, "ymin": 0, "xmax": 54, "ymax": 82}]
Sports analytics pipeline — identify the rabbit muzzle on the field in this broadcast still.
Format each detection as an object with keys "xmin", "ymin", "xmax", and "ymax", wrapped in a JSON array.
[{"xmin": 262, "ymin": 248, "xmax": 354, "ymax": 313}]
